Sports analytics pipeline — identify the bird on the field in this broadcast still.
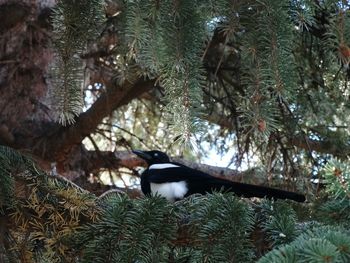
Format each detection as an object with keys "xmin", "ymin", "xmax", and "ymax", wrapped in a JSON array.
[{"xmin": 132, "ymin": 150, "xmax": 306, "ymax": 202}]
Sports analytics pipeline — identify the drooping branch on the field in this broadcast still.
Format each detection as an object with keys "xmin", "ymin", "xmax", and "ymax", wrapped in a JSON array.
[
  {"xmin": 82, "ymin": 150, "xmax": 268, "ymax": 186},
  {"xmin": 139, "ymin": 87, "xmax": 350, "ymax": 158},
  {"xmin": 288, "ymin": 135, "xmax": 350, "ymax": 158},
  {"xmin": 33, "ymin": 78, "xmax": 155, "ymax": 161}
]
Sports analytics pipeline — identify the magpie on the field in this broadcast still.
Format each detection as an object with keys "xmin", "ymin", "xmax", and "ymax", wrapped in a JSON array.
[{"xmin": 132, "ymin": 150, "xmax": 306, "ymax": 202}]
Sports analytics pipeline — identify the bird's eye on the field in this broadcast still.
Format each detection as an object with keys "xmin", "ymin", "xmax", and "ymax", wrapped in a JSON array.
[{"xmin": 154, "ymin": 153, "xmax": 158, "ymax": 157}]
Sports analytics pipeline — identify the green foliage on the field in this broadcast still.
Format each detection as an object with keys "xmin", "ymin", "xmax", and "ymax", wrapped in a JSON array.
[
  {"xmin": 51, "ymin": 0, "xmax": 104, "ymax": 125},
  {"xmin": 124, "ymin": 0, "xmax": 207, "ymax": 142},
  {"xmin": 0, "ymin": 146, "xmax": 98, "ymax": 262},
  {"xmin": 260, "ymin": 158, "xmax": 350, "ymax": 262},
  {"xmin": 3, "ymin": 147, "xmax": 350, "ymax": 262},
  {"xmin": 258, "ymin": 200, "xmax": 299, "ymax": 246},
  {"xmin": 0, "ymin": 146, "xmax": 260, "ymax": 262},
  {"xmin": 258, "ymin": 226, "xmax": 350, "ymax": 263},
  {"xmin": 89, "ymin": 0, "xmax": 350, "ymax": 178},
  {"xmin": 121, "ymin": 0, "xmax": 302, "ymax": 142},
  {"xmin": 1, "ymin": 147, "xmax": 257, "ymax": 262},
  {"xmin": 240, "ymin": 0, "xmax": 297, "ymax": 138},
  {"xmin": 69, "ymin": 193, "xmax": 256, "ymax": 263},
  {"xmin": 74, "ymin": 194, "xmax": 177, "ymax": 263},
  {"xmin": 51, "ymin": 0, "xmax": 350, "ymax": 168},
  {"xmin": 0, "ymin": 146, "xmax": 20, "ymax": 212},
  {"xmin": 323, "ymin": 159, "xmax": 350, "ymax": 199},
  {"xmin": 179, "ymin": 194, "xmax": 255, "ymax": 262},
  {"xmin": 314, "ymin": 159, "xmax": 350, "ymax": 225},
  {"xmin": 317, "ymin": 198, "xmax": 350, "ymax": 226},
  {"xmin": 11, "ymin": 0, "xmax": 350, "ymax": 261}
]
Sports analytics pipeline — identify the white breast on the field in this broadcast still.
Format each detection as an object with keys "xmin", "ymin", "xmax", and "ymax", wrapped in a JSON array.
[
  {"xmin": 150, "ymin": 181, "xmax": 188, "ymax": 202},
  {"xmin": 149, "ymin": 163, "xmax": 180, "ymax": 169}
]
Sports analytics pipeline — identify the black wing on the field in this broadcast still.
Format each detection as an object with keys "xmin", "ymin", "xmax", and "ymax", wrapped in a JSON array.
[
  {"xmin": 144, "ymin": 164, "xmax": 213, "ymax": 184},
  {"xmin": 142, "ymin": 163, "xmax": 306, "ymax": 202},
  {"xmin": 140, "ymin": 164, "xmax": 198, "ymax": 196}
]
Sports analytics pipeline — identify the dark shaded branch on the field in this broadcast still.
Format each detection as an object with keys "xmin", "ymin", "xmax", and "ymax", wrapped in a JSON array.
[
  {"xmin": 34, "ymin": 78, "xmax": 155, "ymax": 161},
  {"xmin": 0, "ymin": 124, "xmax": 15, "ymax": 145},
  {"xmin": 138, "ymin": 86, "xmax": 350, "ymax": 158},
  {"xmin": 288, "ymin": 136, "xmax": 350, "ymax": 158},
  {"xmin": 84, "ymin": 150, "xmax": 147, "ymax": 172},
  {"xmin": 0, "ymin": 3, "xmax": 30, "ymax": 33},
  {"xmin": 83, "ymin": 150, "xmax": 269, "ymax": 185},
  {"xmin": 205, "ymin": 112, "xmax": 349, "ymax": 158}
]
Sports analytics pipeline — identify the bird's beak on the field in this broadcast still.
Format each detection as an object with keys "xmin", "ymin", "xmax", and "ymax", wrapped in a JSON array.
[{"xmin": 132, "ymin": 150, "xmax": 152, "ymax": 161}]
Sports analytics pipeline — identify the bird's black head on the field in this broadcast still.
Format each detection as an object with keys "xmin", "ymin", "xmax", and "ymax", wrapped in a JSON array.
[{"xmin": 132, "ymin": 150, "xmax": 170, "ymax": 165}]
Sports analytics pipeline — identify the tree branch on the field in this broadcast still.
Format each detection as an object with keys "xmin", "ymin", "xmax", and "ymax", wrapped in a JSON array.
[
  {"xmin": 34, "ymin": 78, "xmax": 155, "ymax": 161},
  {"xmin": 138, "ymin": 87, "xmax": 350, "ymax": 158},
  {"xmin": 84, "ymin": 150, "xmax": 147, "ymax": 172},
  {"xmin": 83, "ymin": 150, "xmax": 268, "ymax": 185},
  {"xmin": 288, "ymin": 136, "xmax": 350, "ymax": 158}
]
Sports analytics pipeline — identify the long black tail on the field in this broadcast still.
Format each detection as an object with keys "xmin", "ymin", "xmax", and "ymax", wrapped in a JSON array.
[{"xmin": 201, "ymin": 178, "xmax": 306, "ymax": 202}]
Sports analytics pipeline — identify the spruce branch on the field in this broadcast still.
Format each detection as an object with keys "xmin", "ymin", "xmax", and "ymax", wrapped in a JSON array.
[
  {"xmin": 50, "ymin": 0, "xmax": 104, "ymax": 125},
  {"xmin": 258, "ymin": 200, "xmax": 299, "ymax": 247},
  {"xmin": 35, "ymin": 79, "xmax": 155, "ymax": 161},
  {"xmin": 0, "ymin": 146, "xmax": 98, "ymax": 262},
  {"xmin": 123, "ymin": 0, "xmax": 209, "ymax": 145},
  {"xmin": 322, "ymin": 159, "xmax": 350, "ymax": 199},
  {"xmin": 258, "ymin": 226, "xmax": 350, "ymax": 263}
]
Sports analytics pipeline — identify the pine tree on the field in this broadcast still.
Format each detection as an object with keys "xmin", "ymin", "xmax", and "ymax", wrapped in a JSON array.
[
  {"xmin": 1, "ymin": 0, "xmax": 350, "ymax": 262},
  {"xmin": 1, "ymin": 145, "xmax": 350, "ymax": 262}
]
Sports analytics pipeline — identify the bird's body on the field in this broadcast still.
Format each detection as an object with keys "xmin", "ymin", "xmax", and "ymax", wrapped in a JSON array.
[{"xmin": 133, "ymin": 150, "xmax": 306, "ymax": 203}]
